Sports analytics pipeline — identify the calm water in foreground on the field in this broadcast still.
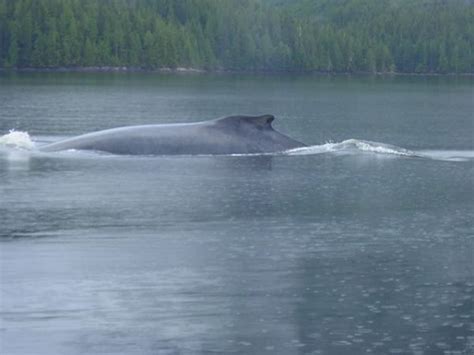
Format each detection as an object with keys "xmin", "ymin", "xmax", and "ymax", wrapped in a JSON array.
[{"xmin": 0, "ymin": 73, "xmax": 473, "ymax": 354}]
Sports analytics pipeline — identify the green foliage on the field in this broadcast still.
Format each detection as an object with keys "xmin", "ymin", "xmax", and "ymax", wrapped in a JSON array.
[{"xmin": 0, "ymin": 0, "xmax": 472, "ymax": 73}]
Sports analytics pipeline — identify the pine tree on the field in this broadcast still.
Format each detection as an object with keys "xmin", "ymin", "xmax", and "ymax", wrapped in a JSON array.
[{"xmin": 6, "ymin": 31, "xmax": 18, "ymax": 67}]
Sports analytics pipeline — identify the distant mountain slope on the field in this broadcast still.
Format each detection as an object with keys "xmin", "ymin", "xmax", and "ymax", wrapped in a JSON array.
[{"xmin": 0, "ymin": 0, "xmax": 472, "ymax": 73}]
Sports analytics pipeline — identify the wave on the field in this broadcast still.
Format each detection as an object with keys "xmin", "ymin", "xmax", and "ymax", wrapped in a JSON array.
[
  {"xmin": 0, "ymin": 131, "xmax": 472, "ymax": 162},
  {"xmin": 416, "ymin": 150, "xmax": 474, "ymax": 162},
  {"xmin": 284, "ymin": 139, "xmax": 418, "ymax": 157},
  {"xmin": 285, "ymin": 140, "xmax": 474, "ymax": 161}
]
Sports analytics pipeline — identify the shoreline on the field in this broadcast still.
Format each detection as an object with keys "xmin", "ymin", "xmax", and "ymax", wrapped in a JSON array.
[{"xmin": 0, "ymin": 66, "xmax": 472, "ymax": 77}]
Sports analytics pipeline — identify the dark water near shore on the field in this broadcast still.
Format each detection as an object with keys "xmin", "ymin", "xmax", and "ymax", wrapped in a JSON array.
[{"xmin": 0, "ymin": 73, "xmax": 473, "ymax": 354}]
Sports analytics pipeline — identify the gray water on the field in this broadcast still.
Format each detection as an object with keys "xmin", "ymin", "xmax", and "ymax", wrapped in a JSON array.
[{"xmin": 0, "ymin": 72, "xmax": 473, "ymax": 355}]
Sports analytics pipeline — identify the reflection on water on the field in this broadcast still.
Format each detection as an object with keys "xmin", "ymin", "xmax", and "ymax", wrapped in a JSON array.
[
  {"xmin": 0, "ymin": 73, "xmax": 473, "ymax": 354},
  {"xmin": 1, "ymin": 150, "xmax": 31, "ymax": 172}
]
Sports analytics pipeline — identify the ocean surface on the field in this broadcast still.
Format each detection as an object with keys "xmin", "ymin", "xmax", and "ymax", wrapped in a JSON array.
[{"xmin": 0, "ymin": 72, "xmax": 473, "ymax": 355}]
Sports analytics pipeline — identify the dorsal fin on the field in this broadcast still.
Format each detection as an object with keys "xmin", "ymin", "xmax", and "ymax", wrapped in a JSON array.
[{"xmin": 214, "ymin": 114, "xmax": 275, "ymax": 129}]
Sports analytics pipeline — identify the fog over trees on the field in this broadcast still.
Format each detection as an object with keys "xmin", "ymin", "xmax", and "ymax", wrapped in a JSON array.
[{"xmin": 0, "ymin": 0, "xmax": 472, "ymax": 73}]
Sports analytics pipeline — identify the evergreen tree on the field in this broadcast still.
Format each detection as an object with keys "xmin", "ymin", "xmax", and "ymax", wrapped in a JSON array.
[{"xmin": 6, "ymin": 30, "xmax": 18, "ymax": 67}]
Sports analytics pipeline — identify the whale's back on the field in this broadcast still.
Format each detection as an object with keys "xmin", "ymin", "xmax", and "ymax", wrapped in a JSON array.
[{"xmin": 39, "ymin": 115, "xmax": 305, "ymax": 155}]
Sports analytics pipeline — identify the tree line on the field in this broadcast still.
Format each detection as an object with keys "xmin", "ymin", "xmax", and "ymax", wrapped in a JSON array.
[{"xmin": 0, "ymin": 0, "xmax": 472, "ymax": 73}]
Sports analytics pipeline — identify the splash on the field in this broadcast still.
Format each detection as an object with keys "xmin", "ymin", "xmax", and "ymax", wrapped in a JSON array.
[{"xmin": 0, "ymin": 130, "xmax": 35, "ymax": 150}]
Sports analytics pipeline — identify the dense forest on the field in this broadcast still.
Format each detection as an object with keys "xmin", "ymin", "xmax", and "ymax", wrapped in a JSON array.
[{"xmin": 0, "ymin": 0, "xmax": 472, "ymax": 73}]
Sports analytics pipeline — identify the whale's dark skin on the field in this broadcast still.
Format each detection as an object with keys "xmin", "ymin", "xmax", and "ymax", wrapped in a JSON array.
[{"xmin": 39, "ymin": 114, "xmax": 306, "ymax": 155}]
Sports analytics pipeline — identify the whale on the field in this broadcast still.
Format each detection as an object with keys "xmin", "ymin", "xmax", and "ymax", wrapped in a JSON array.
[{"xmin": 39, "ymin": 114, "xmax": 306, "ymax": 155}]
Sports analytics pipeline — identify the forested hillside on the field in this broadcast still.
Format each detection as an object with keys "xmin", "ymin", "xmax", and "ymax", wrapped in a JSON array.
[{"xmin": 0, "ymin": 0, "xmax": 472, "ymax": 73}]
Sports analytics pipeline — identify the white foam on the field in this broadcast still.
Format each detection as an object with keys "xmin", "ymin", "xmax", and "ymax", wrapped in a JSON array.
[{"xmin": 0, "ymin": 130, "xmax": 35, "ymax": 150}]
